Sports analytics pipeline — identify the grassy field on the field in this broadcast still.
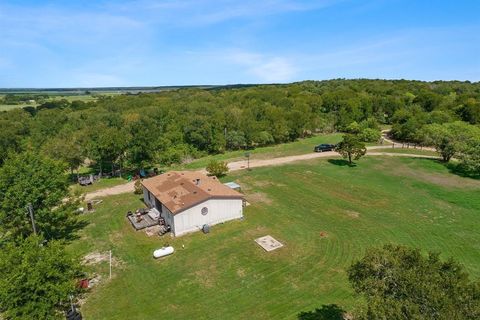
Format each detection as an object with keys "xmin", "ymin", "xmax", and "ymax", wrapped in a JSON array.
[
  {"xmin": 179, "ymin": 133, "xmax": 343, "ymax": 170},
  {"xmin": 371, "ymin": 147, "xmax": 438, "ymax": 156},
  {"xmin": 0, "ymin": 93, "xmax": 110, "ymax": 111},
  {"xmin": 71, "ymin": 177, "xmax": 128, "ymax": 194},
  {"xmin": 69, "ymin": 134, "xmax": 344, "ymax": 191},
  {"xmin": 70, "ymin": 156, "xmax": 480, "ymax": 319}
]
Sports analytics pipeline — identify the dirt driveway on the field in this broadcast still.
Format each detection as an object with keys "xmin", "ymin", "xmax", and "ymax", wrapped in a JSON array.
[{"xmin": 85, "ymin": 145, "xmax": 438, "ymax": 200}]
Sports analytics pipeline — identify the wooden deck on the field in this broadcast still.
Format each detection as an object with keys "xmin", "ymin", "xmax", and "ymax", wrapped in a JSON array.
[{"xmin": 127, "ymin": 214, "xmax": 158, "ymax": 231}]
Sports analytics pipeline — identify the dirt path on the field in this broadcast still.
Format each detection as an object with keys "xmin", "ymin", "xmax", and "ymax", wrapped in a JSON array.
[
  {"xmin": 85, "ymin": 146, "xmax": 439, "ymax": 200},
  {"xmin": 381, "ymin": 130, "xmax": 436, "ymax": 151},
  {"xmin": 85, "ymin": 181, "xmax": 136, "ymax": 201}
]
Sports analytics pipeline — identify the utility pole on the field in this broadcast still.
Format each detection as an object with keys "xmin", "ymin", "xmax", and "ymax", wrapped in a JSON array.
[
  {"xmin": 69, "ymin": 295, "xmax": 74, "ymax": 313},
  {"xmin": 27, "ymin": 203, "xmax": 37, "ymax": 235},
  {"xmin": 245, "ymin": 152, "xmax": 251, "ymax": 171},
  {"xmin": 109, "ymin": 250, "xmax": 112, "ymax": 279}
]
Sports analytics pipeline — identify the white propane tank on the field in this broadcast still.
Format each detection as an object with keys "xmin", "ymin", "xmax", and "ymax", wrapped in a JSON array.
[{"xmin": 153, "ymin": 246, "xmax": 174, "ymax": 259}]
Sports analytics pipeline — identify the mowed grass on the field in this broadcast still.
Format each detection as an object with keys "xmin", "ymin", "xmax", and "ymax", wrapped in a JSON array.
[
  {"xmin": 180, "ymin": 133, "xmax": 343, "ymax": 170},
  {"xmin": 70, "ymin": 177, "xmax": 128, "ymax": 194},
  {"xmin": 68, "ymin": 134, "xmax": 343, "ymax": 191},
  {"xmin": 71, "ymin": 156, "xmax": 480, "ymax": 319},
  {"xmin": 371, "ymin": 147, "xmax": 438, "ymax": 156}
]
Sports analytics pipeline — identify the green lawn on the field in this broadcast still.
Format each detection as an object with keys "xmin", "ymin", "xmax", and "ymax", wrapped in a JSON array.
[
  {"xmin": 70, "ymin": 156, "xmax": 480, "ymax": 319},
  {"xmin": 70, "ymin": 177, "xmax": 128, "ymax": 194},
  {"xmin": 371, "ymin": 147, "xmax": 438, "ymax": 156},
  {"xmin": 69, "ymin": 134, "xmax": 344, "ymax": 192},
  {"xmin": 179, "ymin": 133, "xmax": 343, "ymax": 170},
  {"xmin": 0, "ymin": 104, "xmax": 27, "ymax": 111},
  {"xmin": 0, "ymin": 94, "xmax": 104, "ymax": 111}
]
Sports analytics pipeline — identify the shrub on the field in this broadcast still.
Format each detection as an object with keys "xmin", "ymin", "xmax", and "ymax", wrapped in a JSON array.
[
  {"xmin": 134, "ymin": 179, "xmax": 143, "ymax": 194},
  {"xmin": 359, "ymin": 128, "xmax": 381, "ymax": 142},
  {"xmin": 206, "ymin": 160, "xmax": 229, "ymax": 177}
]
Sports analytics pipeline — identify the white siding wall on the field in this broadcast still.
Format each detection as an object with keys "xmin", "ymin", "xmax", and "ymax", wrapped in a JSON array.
[
  {"xmin": 143, "ymin": 187, "xmax": 174, "ymax": 227},
  {"xmin": 173, "ymin": 198, "xmax": 243, "ymax": 236},
  {"xmin": 160, "ymin": 204, "xmax": 174, "ymax": 229},
  {"xmin": 142, "ymin": 187, "xmax": 153, "ymax": 207}
]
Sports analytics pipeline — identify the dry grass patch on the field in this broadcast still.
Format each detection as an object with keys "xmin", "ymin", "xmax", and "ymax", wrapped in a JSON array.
[
  {"xmin": 192, "ymin": 261, "xmax": 218, "ymax": 288},
  {"xmin": 373, "ymin": 158, "xmax": 480, "ymax": 189},
  {"xmin": 83, "ymin": 251, "xmax": 123, "ymax": 267},
  {"xmin": 236, "ymin": 268, "xmax": 246, "ymax": 278},
  {"xmin": 244, "ymin": 192, "xmax": 273, "ymax": 205},
  {"xmin": 344, "ymin": 210, "xmax": 360, "ymax": 218}
]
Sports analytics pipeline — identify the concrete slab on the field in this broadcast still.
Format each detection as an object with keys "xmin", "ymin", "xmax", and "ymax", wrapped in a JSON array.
[{"xmin": 255, "ymin": 235, "xmax": 283, "ymax": 252}]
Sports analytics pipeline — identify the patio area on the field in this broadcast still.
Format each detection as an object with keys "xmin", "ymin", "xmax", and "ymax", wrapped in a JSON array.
[{"xmin": 127, "ymin": 208, "xmax": 160, "ymax": 231}]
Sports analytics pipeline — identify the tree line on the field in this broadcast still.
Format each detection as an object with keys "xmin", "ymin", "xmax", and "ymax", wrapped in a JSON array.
[
  {"xmin": 1, "ymin": 79, "xmax": 480, "ymax": 317},
  {"xmin": 1, "ymin": 79, "xmax": 479, "ymax": 177}
]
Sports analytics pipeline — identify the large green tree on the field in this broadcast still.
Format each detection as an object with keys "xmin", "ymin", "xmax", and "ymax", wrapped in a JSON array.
[
  {"xmin": 0, "ymin": 152, "xmax": 81, "ymax": 241},
  {"xmin": 457, "ymin": 137, "xmax": 480, "ymax": 176},
  {"xmin": 421, "ymin": 121, "xmax": 480, "ymax": 162},
  {"xmin": 348, "ymin": 244, "xmax": 480, "ymax": 320},
  {"xmin": 87, "ymin": 124, "xmax": 129, "ymax": 175},
  {"xmin": 0, "ymin": 235, "xmax": 81, "ymax": 319},
  {"xmin": 42, "ymin": 129, "xmax": 86, "ymax": 179},
  {"xmin": 335, "ymin": 134, "xmax": 367, "ymax": 164}
]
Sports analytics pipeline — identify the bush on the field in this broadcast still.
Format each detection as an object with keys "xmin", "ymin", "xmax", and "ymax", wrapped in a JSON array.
[
  {"xmin": 134, "ymin": 179, "xmax": 143, "ymax": 194},
  {"xmin": 359, "ymin": 128, "xmax": 381, "ymax": 142},
  {"xmin": 253, "ymin": 131, "xmax": 274, "ymax": 146},
  {"xmin": 206, "ymin": 160, "xmax": 229, "ymax": 177}
]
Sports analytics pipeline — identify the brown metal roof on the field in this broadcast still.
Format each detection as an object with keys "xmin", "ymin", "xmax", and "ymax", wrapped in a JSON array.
[{"xmin": 141, "ymin": 171, "xmax": 243, "ymax": 215}]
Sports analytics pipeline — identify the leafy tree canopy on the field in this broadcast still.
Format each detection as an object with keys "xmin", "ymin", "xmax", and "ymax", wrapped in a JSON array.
[
  {"xmin": 348, "ymin": 244, "xmax": 480, "ymax": 320},
  {"xmin": 0, "ymin": 235, "xmax": 81, "ymax": 319},
  {"xmin": 335, "ymin": 134, "xmax": 367, "ymax": 164},
  {"xmin": 0, "ymin": 152, "xmax": 81, "ymax": 242}
]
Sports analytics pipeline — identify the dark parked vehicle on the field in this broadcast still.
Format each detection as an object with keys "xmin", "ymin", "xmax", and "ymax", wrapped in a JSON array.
[{"xmin": 314, "ymin": 144, "xmax": 336, "ymax": 152}]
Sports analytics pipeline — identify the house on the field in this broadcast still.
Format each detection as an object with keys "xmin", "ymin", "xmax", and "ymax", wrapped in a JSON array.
[{"xmin": 141, "ymin": 171, "xmax": 244, "ymax": 236}]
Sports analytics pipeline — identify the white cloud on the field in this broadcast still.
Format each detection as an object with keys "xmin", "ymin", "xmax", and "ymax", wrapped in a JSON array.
[
  {"xmin": 108, "ymin": 0, "xmax": 342, "ymax": 26},
  {"xmin": 227, "ymin": 50, "xmax": 297, "ymax": 82},
  {"xmin": 71, "ymin": 72, "xmax": 126, "ymax": 88}
]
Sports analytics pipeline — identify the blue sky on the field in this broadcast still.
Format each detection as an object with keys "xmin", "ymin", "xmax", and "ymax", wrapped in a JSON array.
[{"xmin": 0, "ymin": 0, "xmax": 479, "ymax": 87}]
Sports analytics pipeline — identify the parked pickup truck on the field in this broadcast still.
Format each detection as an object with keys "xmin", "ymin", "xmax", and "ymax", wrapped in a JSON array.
[{"xmin": 314, "ymin": 144, "xmax": 336, "ymax": 152}]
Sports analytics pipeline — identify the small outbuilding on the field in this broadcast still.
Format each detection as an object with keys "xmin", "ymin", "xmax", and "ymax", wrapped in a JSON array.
[
  {"xmin": 223, "ymin": 181, "xmax": 241, "ymax": 192},
  {"xmin": 141, "ymin": 171, "xmax": 244, "ymax": 237}
]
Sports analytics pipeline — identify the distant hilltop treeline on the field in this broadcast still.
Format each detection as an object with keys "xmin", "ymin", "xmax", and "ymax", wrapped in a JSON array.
[
  {"xmin": 0, "ymin": 83, "xmax": 260, "ymax": 94},
  {"xmin": 1, "ymin": 79, "xmax": 479, "ymax": 94}
]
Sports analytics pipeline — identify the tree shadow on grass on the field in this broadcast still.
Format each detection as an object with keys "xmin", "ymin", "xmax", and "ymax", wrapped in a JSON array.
[
  {"xmin": 404, "ymin": 157, "xmax": 480, "ymax": 180},
  {"xmin": 446, "ymin": 162, "xmax": 480, "ymax": 180},
  {"xmin": 44, "ymin": 218, "xmax": 90, "ymax": 242},
  {"xmin": 298, "ymin": 304, "xmax": 346, "ymax": 320},
  {"xmin": 327, "ymin": 159, "xmax": 357, "ymax": 167}
]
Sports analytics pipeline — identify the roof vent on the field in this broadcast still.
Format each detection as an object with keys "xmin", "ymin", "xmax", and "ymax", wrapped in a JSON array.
[
  {"xmin": 208, "ymin": 188, "xmax": 211, "ymax": 191},
  {"xmin": 195, "ymin": 178, "xmax": 201, "ymax": 185},
  {"xmin": 193, "ymin": 191, "xmax": 197, "ymax": 194}
]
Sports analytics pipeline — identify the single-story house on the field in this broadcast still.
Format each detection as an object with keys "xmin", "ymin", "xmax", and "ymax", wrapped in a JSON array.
[{"xmin": 141, "ymin": 171, "xmax": 244, "ymax": 236}]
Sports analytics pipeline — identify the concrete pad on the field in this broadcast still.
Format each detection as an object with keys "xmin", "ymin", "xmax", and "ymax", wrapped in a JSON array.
[{"xmin": 255, "ymin": 235, "xmax": 283, "ymax": 252}]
